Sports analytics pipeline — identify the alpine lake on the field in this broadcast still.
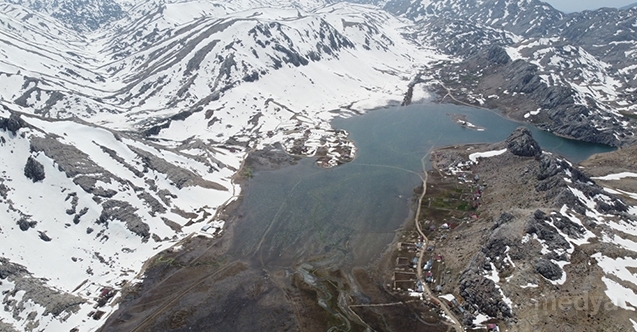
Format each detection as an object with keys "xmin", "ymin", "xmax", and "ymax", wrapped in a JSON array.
[
  {"xmin": 222, "ymin": 102, "xmax": 613, "ymax": 331},
  {"xmin": 102, "ymin": 102, "xmax": 614, "ymax": 332}
]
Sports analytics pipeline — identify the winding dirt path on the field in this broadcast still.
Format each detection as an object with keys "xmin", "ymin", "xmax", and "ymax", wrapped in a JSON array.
[{"xmin": 414, "ymin": 152, "xmax": 463, "ymax": 332}]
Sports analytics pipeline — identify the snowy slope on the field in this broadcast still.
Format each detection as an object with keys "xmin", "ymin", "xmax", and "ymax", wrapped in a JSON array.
[
  {"xmin": 4, "ymin": 0, "xmax": 124, "ymax": 31},
  {"xmin": 0, "ymin": 0, "xmax": 636, "ymax": 330},
  {"xmin": 0, "ymin": 102, "xmax": 241, "ymax": 331},
  {"xmin": 384, "ymin": 0, "xmax": 564, "ymax": 37},
  {"xmin": 0, "ymin": 1, "xmax": 447, "ymax": 330},
  {"xmin": 396, "ymin": 0, "xmax": 637, "ymax": 147}
]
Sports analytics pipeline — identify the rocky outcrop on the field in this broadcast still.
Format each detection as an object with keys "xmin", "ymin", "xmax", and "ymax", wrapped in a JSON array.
[
  {"xmin": 245, "ymin": 144, "xmax": 301, "ymax": 171},
  {"xmin": 459, "ymin": 265, "xmax": 512, "ymax": 318},
  {"xmin": 525, "ymin": 212, "xmax": 570, "ymax": 252},
  {"xmin": 535, "ymin": 259, "xmax": 563, "ymax": 281},
  {"xmin": 30, "ymin": 136, "xmax": 106, "ymax": 178},
  {"xmin": 137, "ymin": 192, "xmax": 167, "ymax": 216},
  {"xmin": 23, "ymin": 156, "xmax": 45, "ymax": 182},
  {"xmin": 459, "ymin": 214, "xmax": 517, "ymax": 320},
  {"xmin": 0, "ymin": 320, "xmax": 19, "ymax": 332},
  {"xmin": 410, "ymin": 17, "xmax": 514, "ymax": 58},
  {"xmin": 0, "ymin": 257, "xmax": 85, "ymax": 319},
  {"xmin": 535, "ymin": 153, "xmax": 628, "ymax": 214},
  {"xmin": 505, "ymin": 127, "xmax": 541, "ymax": 157},
  {"xmin": 38, "ymin": 231, "xmax": 52, "ymax": 242},
  {"xmin": 16, "ymin": 218, "xmax": 37, "ymax": 231},
  {"xmin": 73, "ymin": 176, "xmax": 117, "ymax": 198},
  {"xmin": 505, "ymin": 60, "xmax": 574, "ymax": 109},
  {"xmin": 98, "ymin": 200, "xmax": 150, "ymax": 240},
  {"xmin": 0, "ymin": 113, "xmax": 25, "ymax": 135},
  {"xmin": 7, "ymin": 0, "xmax": 124, "ymax": 32},
  {"xmin": 486, "ymin": 45, "xmax": 510, "ymax": 65},
  {"xmin": 130, "ymin": 146, "xmax": 227, "ymax": 191}
]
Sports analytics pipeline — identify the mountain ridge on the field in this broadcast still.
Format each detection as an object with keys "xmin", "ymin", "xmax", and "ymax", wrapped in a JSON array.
[{"xmin": 0, "ymin": 0, "xmax": 636, "ymax": 331}]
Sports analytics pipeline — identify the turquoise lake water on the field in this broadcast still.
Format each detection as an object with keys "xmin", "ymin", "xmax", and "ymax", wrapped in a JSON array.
[{"xmin": 229, "ymin": 103, "xmax": 614, "ymax": 268}]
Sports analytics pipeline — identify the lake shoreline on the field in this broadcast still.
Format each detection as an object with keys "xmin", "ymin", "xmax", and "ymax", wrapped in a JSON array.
[{"xmin": 101, "ymin": 103, "xmax": 617, "ymax": 331}]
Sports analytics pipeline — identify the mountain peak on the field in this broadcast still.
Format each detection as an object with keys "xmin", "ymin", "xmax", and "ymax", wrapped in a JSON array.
[
  {"xmin": 384, "ymin": 0, "xmax": 564, "ymax": 36},
  {"xmin": 5, "ymin": 0, "xmax": 124, "ymax": 31}
]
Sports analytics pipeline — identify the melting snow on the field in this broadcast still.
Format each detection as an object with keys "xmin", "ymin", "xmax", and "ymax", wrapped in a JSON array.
[{"xmin": 468, "ymin": 149, "xmax": 507, "ymax": 163}]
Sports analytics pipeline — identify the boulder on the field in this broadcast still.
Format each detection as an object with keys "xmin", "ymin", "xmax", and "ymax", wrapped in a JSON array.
[
  {"xmin": 38, "ymin": 231, "xmax": 52, "ymax": 242},
  {"xmin": 17, "ymin": 218, "xmax": 37, "ymax": 231},
  {"xmin": 535, "ymin": 259, "xmax": 563, "ymax": 281},
  {"xmin": 0, "ymin": 114, "xmax": 25, "ymax": 135},
  {"xmin": 24, "ymin": 156, "xmax": 45, "ymax": 182}
]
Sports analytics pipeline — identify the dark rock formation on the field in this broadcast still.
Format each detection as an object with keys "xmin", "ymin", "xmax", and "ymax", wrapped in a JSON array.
[
  {"xmin": 245, "ymin": 144, "xmax": 301, "ymax": 171},
  {"xmin": 0, "ymin": 113, "xmax": 25, "ymax": 135},
  {"xmin": 130, "ymin": 146, "xmax": 226, "ymax": 190},
  {"xmin": 535, "ymin": 259, "xmax": 563, "ymax": 281},
  {"xmin": 98, "ymin": 200, "xmax": 150, "ymax": 240},
  {"xmin": 0, "ymin": 319, "xmax": 19, "ymax": 332},
  {"xmin": 459, "ymin": 269, "xmax": 512, "ymax": 318},
  {"xmin": 38, "ymin": 231, "xmax": 52, "ymax": 242},
  {"xmin": 505, "ymin": 127, "xmax": 542, "ymax": 157},
  {"xmin": 0, "ymin": 257, "xmax": 85, "ymax": 318},
  {"xmin": 24, "ymin": 156, "xmax": 45, "ymax": 182},
  {"xmin": 17, "ymin": 218, "xmax": 37, "ymax": 231},
  {"xmin": 534, "ymin": 153, "xmax": 628, "ymax": 215},
  {"xmin": 487, "ymin": 45, "xmax": 510, "ymax": 65},
  {"xmin": 137, "ymin": 192, "xmax": 167, "ymax": 216},
  {"xmin": 525, "ymin": 213, "xmax": 570, "ymax": 252},
  {"xmin": 30, "ymin": 136, "xmax": 105, "ymax": 178},
  {"xmin": 551, "ymin": 215, "xmax": 586, "ymax": 239},
  {"xmin": 491, "ymin": 212, "xmax": 514, "ymax": 230},
  {"xmin": 0, "ymin": 257, "xmax": 28, "ymax": 278},
  {"xmin": 537, "ymin": 154, "xmax": 565, "ymax": 181}
]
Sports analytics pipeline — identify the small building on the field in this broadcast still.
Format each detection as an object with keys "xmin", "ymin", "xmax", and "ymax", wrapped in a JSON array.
[
  {"xmin": 416, "ymin": 280, "xmax": 424, "ymax": 293},
  {"xmin": 440, "ymin": 223, "xmax": 450, "ymax": 230},
  {"xmin": 411, "ymin": 257, "xmax": 419, "ymax": 268},
  {"xmin": 423, "ymin": 259, "xmax": 433, "ymax": 271}
]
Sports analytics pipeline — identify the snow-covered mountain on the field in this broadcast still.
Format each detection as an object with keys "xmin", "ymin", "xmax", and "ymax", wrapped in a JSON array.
[
  {"xmin": 0, "ymin": 0, "xmax": 637, "ymax": 331},
  {"xmin": 394, "ymin": 0, "xmax": 637, "ymax": 146},
  {"xmin": 384, "ymin": 0, "xmax": 565, "ymax": 36},
  {"xmin": 4, "ymin": 0, "xmax": 124, "ymax": 31},
  {"xmin": 0, "ymin": 0, "xmax": 446, "ymax": 330}
]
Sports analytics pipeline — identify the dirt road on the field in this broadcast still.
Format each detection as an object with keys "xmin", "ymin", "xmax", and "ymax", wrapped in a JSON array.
[{"xmin": 414, "ymin": 153, "xmax": 463, "ymax": 332}]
